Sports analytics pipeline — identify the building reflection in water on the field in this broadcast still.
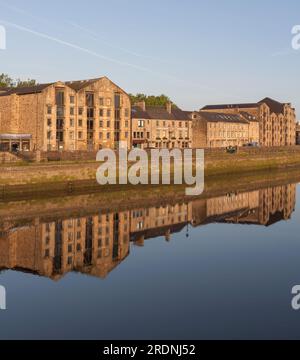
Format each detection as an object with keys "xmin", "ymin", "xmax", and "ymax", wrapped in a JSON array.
[{"xmin": 0, "ymin": 183, "xmax": 296, "ymax": 281}]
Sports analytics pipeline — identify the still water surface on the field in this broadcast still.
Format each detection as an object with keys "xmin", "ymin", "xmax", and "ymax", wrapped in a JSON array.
[{"xmin": 0, "ymin": 181, "xmax": 300, "ymax": 339}]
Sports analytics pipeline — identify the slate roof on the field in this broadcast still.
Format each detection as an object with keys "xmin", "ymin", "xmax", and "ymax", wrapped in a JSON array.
[
  {"xmin": 65, "ymin": 78, "xmax": 103, "ymax": 91},
  {"xmin": 132, "ymin": 105, "xmax": 191, "ymax": 121},
  {"xmin": 0, "ymin": 83, "xmax": 54, "ymax": 97},
  {"xmin": 196, "ymin": 111, "xmax": 250, "ymax": 124},
  {"xmin": 258, "ymin": 97, "xmax": 285, "ymax": 115},
  {"xmin": 202, "ymin": 97, "xmax": 289, "ymax": 115},
  {"xmin": 202, "ymin": 103, "xmax": 258, "ymax": 111}
]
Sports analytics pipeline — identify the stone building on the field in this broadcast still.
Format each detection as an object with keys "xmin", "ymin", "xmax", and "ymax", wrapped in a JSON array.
[
  {"xmin": 200, "ymin": 97, "xmax": 296, "ymax": 147},
  {"xmin": 0, "ymin": 77, "xmax": 131, "ymax": 151},
  {"xmin": 192, "ymin": 111, "xmax": 259, "ymax": 148},
  {"xmin": 131, "ymin": 101, "xmax": 192, "ymax": 149},
  {"xmin": 296, "ymin": 123, "xmax": 300, "ymax": 145}
]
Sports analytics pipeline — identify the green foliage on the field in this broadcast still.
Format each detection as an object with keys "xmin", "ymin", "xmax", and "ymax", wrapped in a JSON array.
[
  {"xmin": 0, "ymin": 73, "xmax": 13, "ymax": 87},
  {"xmin": 0, "ymin": 73, "xmax": 37, "ymax": 88},
  {"xmin": 15, "ymin": 78, "xmax": 37, "ymax": 88},
  {"xmin": 129, "ymin": 93, "xmax": 177, "ymax": 107}
]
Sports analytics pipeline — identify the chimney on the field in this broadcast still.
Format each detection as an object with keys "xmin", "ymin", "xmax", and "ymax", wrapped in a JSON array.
[
  {"xmin": 135, "ymin": 100, "xmax": 146, "ymax": 112},
  {"xmin": 166, "ymin": 102, "xmax": 172, "ymax": 114}
]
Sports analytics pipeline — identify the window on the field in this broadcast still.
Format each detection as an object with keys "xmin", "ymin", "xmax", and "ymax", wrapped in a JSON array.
[
  {"xmin": 69, "ymin": 132, "xmax": 74, "ymax": 140},
  {"xmin": 70, "ymin": 119, "xmax": 74, "ymax": 127},
  {"xmin": 78, "ymin": 119, "xmax": 83, "ymax": 127},
  {"xmin": 107, "ymin": 109, "xmax": 111, "ymax": 118},
  {"xmin": 114, "ymin": 93, "xmax": 121, "ymax": 108},
  {"xmin": 70, "ymin": 107, "xmax": 74, "ymax": 116},
  {"xmin": 87, "ymin": 108, "xmax": 94, "ymax": 118},
  {"xmin": 47, "ymin": 106, "xmax": 52, "ymax": 115},
  {"xmin": 45, "ymin": 249, "xmax": 50, "ymax": 258},
  {"xmin": 99, "ymin": 109, "xmax": 104, "ymax": 117},
  {"xmin": 107, "ymin": 98, "xmax": 111, "ymax": 106},
  {"xmin": 68, "ymin": 245, "xmax": 73, "ymax": 253},
  {"xmin": 86, "ymin": 92, "xmax": 94, "ymax": 107},
  {"xmin": 107, "ymin": 121, "xmax": 111, "ymax": 128},
  {"xmin": 147, "ymin": 132, "xmax": 150, "ymax": 139},
  {"xmin": 156, "ymin": 121, "xmax": 160, "ymax": 126},
  {"xmin": 47, "ymin": 131, "xmax": 51, "ymax": 140},
  {"xmin": 125, "ymin": 108, "xmax": 129, "ymax": 117},
  {"xmin": 47, "ymin": 119, "xmax": 52, "ymax": 127},
  {"xmin": 78, "ymin": 107, "xmax": 83, "ymax": 116},
  {"xmin": 99, "ymin": 132, "xmax": 103, "ymax": 139},
  {"xmin": 99, "ymin": 120, "xmax": 103, "ymax": 128},
  {"xmin": 78, "ymin": 131, "xmax": 83, "ymax": 139},
  {"xmin": 125, "ymin": 120, "xmax": 129, "ymax": 128},
  {"xmin": 70, "ymin": 96, "xmax": 75, "ymax": 104},
  {"xmin": 107, "ymin": 133, "xmax": 110, "ymax": 139},
  {"xmin": 138, "ymin": 120, "xmax": 144, "ymax": 128},
  {"xmin": 67, "ymin": 257, "xmax": 73, "ymax": 265},
  {"xmin": 99, "ymin": 97, "xmax": 104, "ymax": 106}
]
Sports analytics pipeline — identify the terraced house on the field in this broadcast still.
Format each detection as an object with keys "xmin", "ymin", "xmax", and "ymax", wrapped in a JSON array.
[
  {"xmin": 200, "ymin": 97, "xmax": 296, "ymax": 147},
  {"xmin": 131, "ymin": 101, "xmax": 192, "ymax": 149},
  {"xmin": 0, "ymin": 77, "xmax": 131, "ymax": 152}
]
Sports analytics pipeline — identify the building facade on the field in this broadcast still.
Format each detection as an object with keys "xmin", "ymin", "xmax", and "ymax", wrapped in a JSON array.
[
  {"xmin": 201, "ymin": 97, "xmax": 296, "ymax": 147},
  {"xmin": 0, "ymin": 77, "xmax": 131, "ymax": 152},
  {"xmin": 132, "ymin": 101, "xmax": 192, "ymax": 149},
  {"xmin": 296, "ymin": 123, "xmax": 300, "ymax": 145},
  {"xmin": 192, "ymin": 111, "xmax": 260, "ymax": 148}
]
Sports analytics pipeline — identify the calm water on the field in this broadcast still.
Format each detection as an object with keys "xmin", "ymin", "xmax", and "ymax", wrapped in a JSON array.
[{"xmin": 0, "ymin": 181, "xmax": 300, "ymax": 340}]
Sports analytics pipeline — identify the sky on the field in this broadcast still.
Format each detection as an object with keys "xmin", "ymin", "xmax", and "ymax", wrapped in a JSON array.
[{"xmin": 0, "ymin": 0, "xmax": 300, "ymax": 113}]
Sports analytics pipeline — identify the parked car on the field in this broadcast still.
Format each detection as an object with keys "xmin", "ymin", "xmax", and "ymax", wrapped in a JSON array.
[{"xmin": 243, "ymin": 142, "xmax": 260, "ymax": 147}]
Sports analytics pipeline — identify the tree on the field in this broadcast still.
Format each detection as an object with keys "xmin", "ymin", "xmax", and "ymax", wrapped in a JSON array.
[
  {"xmin": 0, "ymin": 73, "xmax": 13, "ymax": 87},
  {"xmin": 129, "ymin": 93, "xmax": 177, "ymax": 108},
  {"xmin": 0, "ymin": 74, "xmax": 37, "ymax": 88},
  {"xmin": 15, "ymin": 78, "xmax": 37, "ymax": 88}
]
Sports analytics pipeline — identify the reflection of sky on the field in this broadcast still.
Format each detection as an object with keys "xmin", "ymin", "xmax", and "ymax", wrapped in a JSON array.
[
  {"xmin": 0, "ymin": 187, "xmax": 299, "ymax": 339},
  {"xmin": 1, "ymin": 0, "xmax": 300, "ymax": 112}
]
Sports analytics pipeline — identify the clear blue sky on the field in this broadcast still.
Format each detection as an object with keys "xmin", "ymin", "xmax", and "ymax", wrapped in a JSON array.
[{"xmin": 0, "ymin": 0, "xmax": 300, "ymax": 113}]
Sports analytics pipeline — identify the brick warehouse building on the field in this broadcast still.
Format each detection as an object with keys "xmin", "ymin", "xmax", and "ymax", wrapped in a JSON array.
[
  {"xmin": 200, "ymin": 97, "xmax": 296, "ymax": 147},
  {"xmin": 0, "ymin": 77, "xmax": 131, "ymax": 152}
]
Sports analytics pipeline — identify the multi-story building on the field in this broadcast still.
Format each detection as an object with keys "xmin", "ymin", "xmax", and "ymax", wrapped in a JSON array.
[
  {"xmin": 0, "ymin": 77, "xmax": 131, "ymax": 151},
  {"xmin": 296, "ymin": 123, "xmax": 300, "ymax": 145},
  {"xmin": 192, "ymin": 111, "xmax": 260, "ymax": 148},
  {"xmin": 200, "ymin": 97, "xmax": 296, "ymax": 147},
  {"xmin": 131, "ymin": 101, "xmax": 192, "ymax": 149}
]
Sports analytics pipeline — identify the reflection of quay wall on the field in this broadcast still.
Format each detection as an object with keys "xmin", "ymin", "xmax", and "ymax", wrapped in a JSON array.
[{"xmin": 0, "ymin": 184, "xmax": 296, "ymax": 281}]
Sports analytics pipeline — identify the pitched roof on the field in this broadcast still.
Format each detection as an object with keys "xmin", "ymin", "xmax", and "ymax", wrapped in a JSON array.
[
  {"xmin": 65, "ymin": 77, "xmax": 103, "ymax": 91},
  {"xmin": 259, "ymin": 97, "xmax": 285, "ymax": 115},
  {"xmin": 202, "ymin": 103, "xmax": 258, "ymax": 111},
  {"xmin": 0, "ymin": 83, "xmax": 54, "ymax": 97},
  {"xmin": 132, "ymin": 105, "xmax": 191, "ymax": 121},
  {"xmin": 196, "ymin": 111, "xmax": 249, "ymax": 124}
]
